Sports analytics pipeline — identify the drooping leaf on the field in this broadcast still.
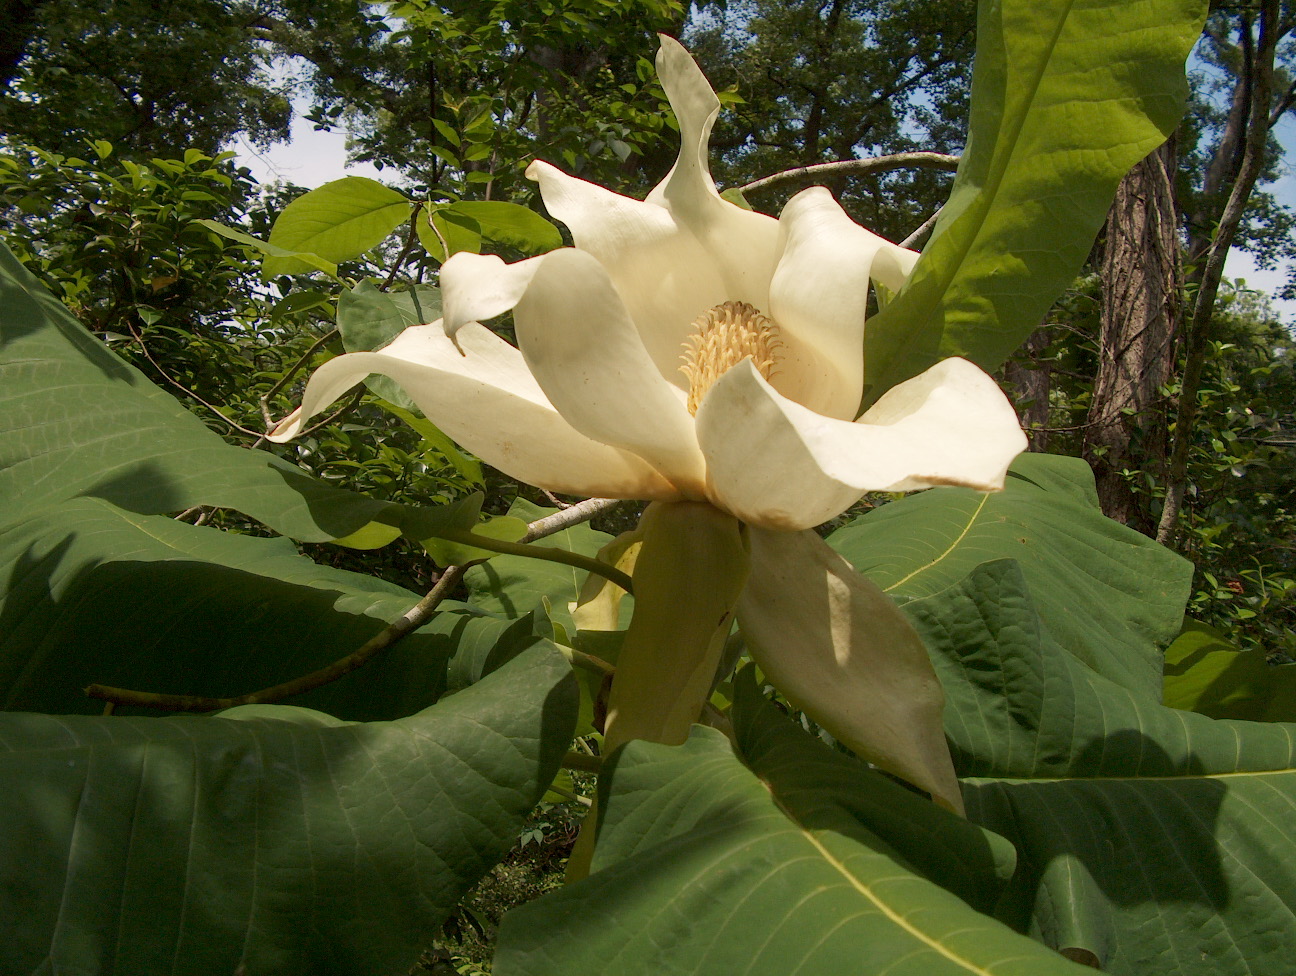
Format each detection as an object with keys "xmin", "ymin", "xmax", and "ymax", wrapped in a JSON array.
[
  {"xmin": 263, "ymin": 176, "xmax": 412, "ymax": 276},
  {"xmin": 0, "ymin": 644, "xmax": 578, "ymax": 976},
  {"xmin": 448, "ymin": 201, "xmax": 563, "ymax": 254},
  {"xmin": 417, "ymin": 205, "xmax": 483, "ymax": 261},
  {"xmin": 861, "ymin": 0, "xmax": 1206, "ymax": 403},
  {"xmin": 906, "ymin": 559, "xmax": 1296, "ymax": 972},
  {"xmin": 0, "ymin": 496, "xmax": 523, "ymax": 718},
  {"xmin": 0, "ymin": 240, "xmax": 468, "ymax": 544},
  {"xmin": 828, "ymin": 453, "xmax": 1190, "ymax": 701},
  {"xmin": 1163, "ymin": 619, "xmax": 1296, "ymax": 722},
  {"xmin": 495, "ymin": 706, "xmax": 1089, "ymax": 976},
  {"xmin": 195, "ymin": 219, "xmax": 338, "ymax": 276}
]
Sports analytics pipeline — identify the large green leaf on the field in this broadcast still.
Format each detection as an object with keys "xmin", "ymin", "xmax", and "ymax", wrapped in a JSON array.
[
  {"xmin": 906, "ymin": 559, "xmax": 1296, "ymax": 972},
  {"xmin": 263, "ymin": 176, "xmax": 412, "ymax": 276},
  {"xmin": 829, "ymin": 453, "xmax": 1189, "ymax": 702},
  {"xmin": 0, "ymin": 240, "xmax": 468, "ymax": 544},
  {"xmin": 0, "ymin": 496, "xmax": 529, "ymax": 717},
  {"xmin": 448, "ymin": 201, "xmax": 563, "ymax": 254},
  {"xmin": 495, "ymin": 696, "xmax": 1090, "ymax": 976},
  {"xmin": 1163, "ymin": 620, "xmax": 1296, "ymax": 722},
  {"xmin": 861, "ymin": 0, "xmax": 1205, "ymax": 403},
  {"xmin": 0, "ymin": 643, "xmax": 578, "ymax": 976}
]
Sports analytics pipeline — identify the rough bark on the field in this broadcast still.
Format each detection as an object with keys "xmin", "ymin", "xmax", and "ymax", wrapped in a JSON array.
[
  {"xmin": 1084, "ymin": 137, "xmax": 1182, "ymax": 533},
  {"xmin": 1004, "ymin": 329, "xmax": 1054, "ymax": 454},
  {"xmin": 1158, "ymin": 0, "xmax": 1284, "ymax": 546}
]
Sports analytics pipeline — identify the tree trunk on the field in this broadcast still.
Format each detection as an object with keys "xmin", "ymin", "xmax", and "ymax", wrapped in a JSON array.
[{"xmin": 1084, "ymin": 137, "xmax": 1182, "ymax": 534}]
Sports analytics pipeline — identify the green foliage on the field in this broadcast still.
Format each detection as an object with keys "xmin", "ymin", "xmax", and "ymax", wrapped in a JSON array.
[
  {"xmin": 862, "ymin": 0, "xmax": 1204, "ymax": 404},
  {"xmin": 0, "ymin": 238, "xmax": 469, "ymax": 545},
  {"xmin": 1164, "ymin": 620, "xmax": 1296, "ymax": 722},
  {"xmin": 689, "ymin": 0, "xmax": 976, "ymax": 241},
  {"xmin": 496, "ymin": 715, "xmax": 1086, "ymax": 975},
  {"xmin": 0, "ymin": 645, "xmax": 578, "ymax": 975},
  {"xmin": 828, "ymin": 454, "xmax": 1192, "ymax": 702},
  {"xmin": 0, "ymin": 0, "xmax": 292, "ymax": 156}
]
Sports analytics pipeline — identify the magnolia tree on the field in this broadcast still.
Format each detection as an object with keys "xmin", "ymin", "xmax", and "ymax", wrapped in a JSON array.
[{"xmin": 2, "ymin": 1, "xmax": 1293, "ymax": 974}]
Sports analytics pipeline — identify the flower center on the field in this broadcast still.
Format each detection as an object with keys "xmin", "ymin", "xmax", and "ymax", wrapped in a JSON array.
[{"xmin": 680, "ymin": 301, "xmax": 781, "ymax": 415}]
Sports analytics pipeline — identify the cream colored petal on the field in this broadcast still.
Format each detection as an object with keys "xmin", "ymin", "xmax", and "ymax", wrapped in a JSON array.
[
  {"xmin": 737, "ymin": 527, "xmax": 964, "ymax": 815},
  {"xmin": 527, "ymin": 160, "xmax": 726, "ymax": 384},
  {"xmin": 646, "ymin": 36, "xmax": 781, "ymax": 313},
  {"xmin": 768, "ymin": 187, "xmax": 920, "ymax": 420},
  {"xmin": 695, "ymin": 358, "xmax": 1027, "ymax": 529},
  {"xmin": 512, "ymin": 247, "xmax": 707, "ymax": 497},
  {"xmin": 268, "ymin": 322, "xmax": 680, "ymax": 501},
  {"xmin": 439, "ymin": 250, "xmax": 542, "ymax": 337}
]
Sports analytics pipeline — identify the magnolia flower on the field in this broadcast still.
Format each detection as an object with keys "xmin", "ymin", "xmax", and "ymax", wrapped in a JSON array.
[{"xmin": 271, "ymin": 37, "xmax": 1026, "ymax": 814}]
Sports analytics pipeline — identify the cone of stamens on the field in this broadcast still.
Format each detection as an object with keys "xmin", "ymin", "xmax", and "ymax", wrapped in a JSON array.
[{"xmin": 680, "ymin": 301, "xmax": 781, "ymax": 414}]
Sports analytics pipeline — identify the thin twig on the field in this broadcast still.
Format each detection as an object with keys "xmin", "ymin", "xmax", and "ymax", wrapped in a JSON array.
[
  {"xmin": 736, "ymin": 151, "xmax": 960, "ymax": 196},
  {"xmin": 259, "ymin": 328, "xmax": 340, "ymax": 425},
  {"xmin": 381, "ymin": 202, "xmax": 423, "ymax": 292},
  {"xmin": 297, "ymin": 388, "xmax": 365, "ymax": 438},
  {"xmin": 523, "ymin": 497, "xmax": 623, "ymax": 542},
  {"xmin": 87, "ymin": 497, "xmax": 626, "ymax": 713},
  {"xmin": 85, "ymin": 565, "xmax": 471, "ymax": 713},
  {"xmin": 562, "ymin": 751, "xmax": 603, "ymax": 773},
  {"xmin": 901, "ymin": 207, "xmax": 943, "ymax": 249},
  {"xmin": 546, "ymin": 783, "xmax": 593, "ymax": 807},
  {"xmin": 436, "ymin": 528, "xmax": 634, "ymax": 593},
  {"xmin": 126, "ymin": 320, "xmax": 264, "ymax": 438}
]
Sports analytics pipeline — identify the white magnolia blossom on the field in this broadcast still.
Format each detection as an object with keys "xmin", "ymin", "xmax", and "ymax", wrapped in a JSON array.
[{"xmin": 271, "ymin": 36, "xmax": 1027, "ymax": 813}]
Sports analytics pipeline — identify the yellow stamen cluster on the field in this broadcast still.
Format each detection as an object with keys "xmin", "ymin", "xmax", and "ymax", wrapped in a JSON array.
[{"xmin": 680, "ymin": 301, "xmax": 781, "ymax": 415}]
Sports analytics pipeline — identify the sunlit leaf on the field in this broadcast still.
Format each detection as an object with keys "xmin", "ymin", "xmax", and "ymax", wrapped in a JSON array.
[
  {"xmin": 264, "ymin": 176, "xmax": 412, "ymax": 276},
  {"xmin": 861, "ymin": 0, "xmax": 1206, "ymax": 403}
]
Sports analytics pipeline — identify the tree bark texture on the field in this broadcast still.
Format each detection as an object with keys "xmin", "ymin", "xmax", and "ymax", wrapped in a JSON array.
[{"xmin": 1085, "ymin": 137, "xmax": 1182, "ymax": 534}]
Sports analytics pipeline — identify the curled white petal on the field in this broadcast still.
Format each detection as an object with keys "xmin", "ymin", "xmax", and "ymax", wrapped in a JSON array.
[
  {"xmin": 269, "ymin": 322, "xmax": 681, "ymax": 501},
  {"xmin": 769, "ymin": 187, "xmax": 920, "ymax": 420},
  {"xmin": 695, "ymin": 357, "xmax": 1027, "ymax": 529},
  {"xmin": 511, "ymin": 248, "xmax": 707, "ymax": 497},
  {"xmin": 440, "ymin": 250, "xmax": 542, "ymax": 337},
  {"xmin": 527, "ymin": 160, "xmax": 727, "ymax": 383}
]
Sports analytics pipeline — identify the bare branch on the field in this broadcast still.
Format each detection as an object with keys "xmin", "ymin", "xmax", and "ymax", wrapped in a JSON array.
[{"xmin": 735, "ymin": 152, "xmax": 959, "ymax": 196}]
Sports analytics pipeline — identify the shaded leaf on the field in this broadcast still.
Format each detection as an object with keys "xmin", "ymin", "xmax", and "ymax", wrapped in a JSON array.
[
  {"xmin": 829, "ymin": 454, "xmax": 1190, "ymax": 701},
  {"xmin": 0, "ymin": 240, "xmax": 468, "ymax": 544},
  {"xmin": 336, "ymin": 280, "xmax": 444, "ymax": 410},
  {"xmin": 495, "ymin": 712, "xmax": 1088, "ymax": 976},
  {"xmin": 1164, "ymin": 620, "xmax": 1296, "ymax": 722},
  {"xmin": 464, "ymin": 499, "xmax": 618, "ymax": 632},
  {"xmin": 0, "ymin": 644, "xmax": 578, "ymax": 976},
  {"xmin": 907, "ymin": 559, "xmax": 1296, "ymax": 972},
  {"xmin": 0, "ymin": 496, "xmax": 520, "ymax": 718},
  {"xmin": 448, "ymin": 201, "xmax": 563, "ymax": 254}
]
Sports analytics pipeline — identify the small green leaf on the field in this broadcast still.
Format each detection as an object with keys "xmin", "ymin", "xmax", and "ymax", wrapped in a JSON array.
[
  {"xmin": 264, "ymin": 177, "xmax": 411, "ymax": 276},
  {"xmin": 448, "ymin": 201, "xmax": 563, "ymax": 253},
  {"xmin": 417, "ymin": 206, "xmax": 482, "ymax": 261},
  {"xmin": 194, "ymin": 219, "xmax": 338, "ymax": 277},
  {"xmin": 720, "ymin": 186, "xmax": 752, "ymax": 210}
]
